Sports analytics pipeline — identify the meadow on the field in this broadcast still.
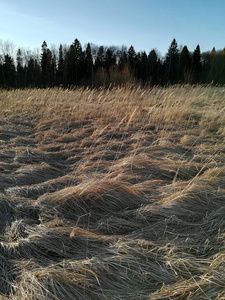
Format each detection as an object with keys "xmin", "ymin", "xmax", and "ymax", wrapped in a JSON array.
[{"xmin": 0, "ymin": 85, "xmax": 225, "ymax": 299}]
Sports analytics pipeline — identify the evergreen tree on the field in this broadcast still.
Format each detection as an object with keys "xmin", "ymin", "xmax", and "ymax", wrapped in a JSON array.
[
  {"xmin": 105, "ymin": 48, "xmax": 116, "ymax": 71},
  {"xmin": 57, "ymin": 44, "xmax": 64, "ymax": 85},
  {"xmin": 26, "ymin": 58, "xmax": 35, "ymax": 87},
  {"xmin": 138, "ymin": 51, "xmax": 148, "ymax": 83},
  {"xmin": 84, "ymin": 43, "xmax": 93, "ymax": 86},
  {"xmin": 207, "ymin": 48, "xmax": 225, "ymax": 85},
  {"xmin": 95, "ymin": 46, "xmax": 105, "ymax": 69},
  {"xmin": 16, "ymin": 48, "xmax": 26, "ymax": 88},
  {"xmin": 148, "ymin": 49, "xmax": 158, "ymax": 85},
  {"xmin": 219, "ymin": 48, "xmax": 225, "ymax": 84},
  {"xmin": 128, "ymin": 45, "xmax": 136, "ymax": 70},
  {"xmin": 0, "ymin": 55, "xmax": 4, "ymax": 87},
  {"xmin": 41, "ymin": 41, "xmax": 52, "ymax": 87},
  {"xmin": 94, "ymin": 46, "xmax": 106, "ymax": 86},
  {"xmin": 33, "ymin": 59, "xmax": 41, "ymax": 87},
  {"xmin": 73, "ymin": 38, "xmax": 84, "ymax": 85},
  {"xmin": 104, "ymin": 47, "xmax": 116, "ymax": 85},
  {"xmin": 3, "ymin": 54, "xmax": 16, "ymax": 87},
  {"xmin": 67, "ymin": 38, "xmax": 84, "ymax": 86},
  {"xmin": 201, "ymin": 51, "xmax": 212, "ymax": 83},
  {"xmin": 51, "ymin": 54, "xmax": 57, "ymax": 86},
  {"xmin": 192, "ymin": 45, "xmax": 202, "ymax": 83},
  {"xmin": 165, "ymin": 38, "xmax": 179, "ymax": 84},
  {"xmin": 179, "ymin": 46, "xmax": 191, "ymax": 83},
  {"xmin": 118, "ymin": 50, "xmax": 128, "ymax": 71}
]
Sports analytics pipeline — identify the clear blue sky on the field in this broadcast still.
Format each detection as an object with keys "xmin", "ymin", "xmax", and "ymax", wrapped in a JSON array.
[{"xmin": 0, "ymin": 0, "xmax": 225, "ymax": 56}]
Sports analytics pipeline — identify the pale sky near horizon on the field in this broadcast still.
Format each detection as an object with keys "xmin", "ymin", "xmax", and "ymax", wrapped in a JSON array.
[{"xmin": 0, "ymin": 0, "xmax": 224, "ymax": 57}]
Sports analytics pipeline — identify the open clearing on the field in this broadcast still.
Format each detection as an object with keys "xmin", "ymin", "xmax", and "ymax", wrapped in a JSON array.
[{"xmin": 0, "ymin": 85, "xmax": 225, "ymax": 299}]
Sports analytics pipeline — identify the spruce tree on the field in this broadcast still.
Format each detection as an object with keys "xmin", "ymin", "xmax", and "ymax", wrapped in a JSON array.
[
  {"xmin": 94, "ymin": 46, "xmax": 106, "ymax": 86},
  {"xmin": 118, "ymin": 50, "xmax": 128, "ymax": 71},
  {"xmin": 95, "ymin": 46, "xmax": 105, "ymax": 69},
  {"xmin": 73, "ymin": 38, "xmax": 84, "ymax": 85},
  {"xmin": 128, "ymin": 45, "xmax": 136, "ymax": 70},
  {"xmin": 179, "ymin": 46, "xmax": 191, "ymax": 83},
  {"xmin": 105, "ymin": 48, "xmax": 116, "ymax": 71},
  {"xmin": 3, "ymin": 54, "xmax": 16, "ymax": 87},
  {"xmin": 148, "ymin": 50, "xmax": 158, "ymax": 85},
  {"xmin": 16, "ymin": 48, "xmax": 25, "ymax": 88},
  {"xmin": 57, "ymin": 44, "xmax": 64, "ymax": 86},
  {"xmin": 41, "ymin": 41, "xmax": 52, "ymax": 87},
  {"xmin": 67, "ymin": 38, "xmax": 84, "ymax": 86},
  {"xmin": 192, "ymin": 45, "xmax": 202, "ymax": 83},
  {"xmin": 165, "ymin": 38, "xmax": 179, "ymax": 84},
  {"xmin": 0, "ymin": 56, "xmax": 3, "ymax": 87},
  {"xmin": 85, "ymin": 43, "xmax": 93, "ymax": 86},
  {"xmin": 139, "ymin": 51, "xmax": 148, "ymax": 83},
  {"xmin": 26, "ymin": 58, "xmax": 35, "ymax": 87}
]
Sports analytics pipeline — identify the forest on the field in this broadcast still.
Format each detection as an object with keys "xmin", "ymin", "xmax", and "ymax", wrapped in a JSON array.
[{"xmin": 0, "ymin": 38, "xmax": 225, "ymax": 88}]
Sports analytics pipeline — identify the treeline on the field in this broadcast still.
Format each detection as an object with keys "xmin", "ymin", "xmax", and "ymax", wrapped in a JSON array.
[{"xmin": 0, "ymin": 38, "xmax": 225, "ymax": 89}]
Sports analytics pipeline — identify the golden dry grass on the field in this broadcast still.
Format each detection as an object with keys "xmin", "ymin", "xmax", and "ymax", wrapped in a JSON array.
[{"xmin": 0, "ymin": 85, "xmax": 225, "ymax": 299}]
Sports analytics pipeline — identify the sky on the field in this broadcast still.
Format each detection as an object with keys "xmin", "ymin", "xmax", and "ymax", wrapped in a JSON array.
[{"xmin": 0, "ymin": 0, "xmax": 225, "ymax": 57}]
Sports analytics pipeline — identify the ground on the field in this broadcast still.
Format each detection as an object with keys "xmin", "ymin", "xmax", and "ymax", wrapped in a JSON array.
[{"xmin": 0, "ymin": 85, "xmax": 225, "ymax": 299}]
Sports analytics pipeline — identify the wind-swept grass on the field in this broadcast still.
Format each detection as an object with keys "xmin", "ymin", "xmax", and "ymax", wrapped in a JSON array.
[{"xmin": 0, "ymin": 85, "xmax": 224, "ymax": 299}]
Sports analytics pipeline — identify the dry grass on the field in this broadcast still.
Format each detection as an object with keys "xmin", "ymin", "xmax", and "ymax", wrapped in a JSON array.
[{"xmin": 0, "ymin": 84, "xmax": 225, "ymax": 299}]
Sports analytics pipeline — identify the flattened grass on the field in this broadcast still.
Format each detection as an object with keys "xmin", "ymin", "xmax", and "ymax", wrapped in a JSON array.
[{"xmin": 0, "ymin": 85, "xmax": 224, "ymax": 299}]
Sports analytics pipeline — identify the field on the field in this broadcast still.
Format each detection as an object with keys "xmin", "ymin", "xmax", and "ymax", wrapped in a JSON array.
[{"xmin": 0, "ymin": 85, "xmax": 225, "ymax": 299}]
